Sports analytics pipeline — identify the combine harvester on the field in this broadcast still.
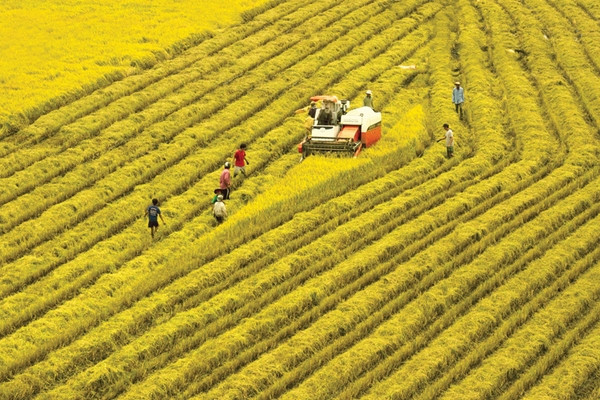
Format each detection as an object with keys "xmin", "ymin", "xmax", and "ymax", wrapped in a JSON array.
[{"xmin": 298, "ymin": 95, "xmax": 382, "ymax": 160}]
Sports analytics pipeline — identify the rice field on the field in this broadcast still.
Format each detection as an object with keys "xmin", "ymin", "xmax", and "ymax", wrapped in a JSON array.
[
  {"xmin": 0, "ymin": 0, "xmax": 271, "ymax": 130},
  {"xmin": 1, "ymin": 0, "xmax": 600, "ymax": 398}
]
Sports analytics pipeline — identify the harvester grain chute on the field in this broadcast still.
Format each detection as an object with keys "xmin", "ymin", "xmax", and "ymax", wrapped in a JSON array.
[{"xmin": 298, "ymin": 95, "xmax": 382, "ymax": 160}]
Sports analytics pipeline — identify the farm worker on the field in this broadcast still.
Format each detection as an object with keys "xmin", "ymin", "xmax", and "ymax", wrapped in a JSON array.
[
  {"xmin": 211, "ymin": 188, "xmax": 222, "ymax": 204},
  {"xmin": 452, "ymin": 81, "xmax": 465, "ymax": 119},
  {"xmin": 317, "ymin": 102, "xmax": 333, "ymax": 125},
  {"xmin": 437, "ymin": 123, "xmax": 454, "ymax": 158},
  {"xmin": 144, "ymin": 198, "xmax": 166, "ymax": 238},
  {"xmin": 220, "ymin": 161, "xmax": 232, "ymax": 200},
  {"xmin": 363, "ymin": 90, "xmax": 374, "ymax": 109},
  {"xmin": 294, "ymin": 101, "xmax": 317, "ymax": 116},
  {"xmin": 306, "ymin": 102, "xmax": 317, "ymax": 133},
  {"xmin": 213, "ymin": 195, "xmax": 227, "ymax": 224},
  {"xmin": 233, "ymin": 143, "xmax": 250, "ymax": 177},
  {"xmin": 295, "ymin": 101, "xmax": 317, "ymax": 134},
  {"xmin": 308, "ymin": 102, "xmax": 317, "ymax": 118}
]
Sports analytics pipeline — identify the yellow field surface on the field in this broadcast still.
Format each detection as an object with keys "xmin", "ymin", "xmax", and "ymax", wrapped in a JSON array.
[
  {"xmin": 0, "ymin": 0, "xmax": 270, "ymax": 129},
  {"xmin": 1, "ymin": 0, "xmax": 600, "ymax": 398}
]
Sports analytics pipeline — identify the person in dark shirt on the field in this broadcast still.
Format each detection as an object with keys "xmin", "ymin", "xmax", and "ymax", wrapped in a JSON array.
[
  {"xmin": 308, "ymin": 102, "xmax": 317, "ymax": 118},
  {"xmin": 144, "ymin": 198, "xmax": 166, "ymax": 238},
  {"xmin": 318, "ymin": 106, "xmax": 333, "ymax": 125}
]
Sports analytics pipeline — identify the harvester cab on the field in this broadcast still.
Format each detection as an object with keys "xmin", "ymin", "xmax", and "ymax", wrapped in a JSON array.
[{"xmin": 298, "ymin": 95, "xmax": 381, "ymax": 160}]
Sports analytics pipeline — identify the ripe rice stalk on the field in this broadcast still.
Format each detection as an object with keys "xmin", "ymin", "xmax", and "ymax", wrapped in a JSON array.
[
  {"xmin": 520, "ymin": 315, "xmax": 600, "ymax": 399},
  {"xmin": 438, "ymin": 256, "xmax": 600, "ymax": 399}
]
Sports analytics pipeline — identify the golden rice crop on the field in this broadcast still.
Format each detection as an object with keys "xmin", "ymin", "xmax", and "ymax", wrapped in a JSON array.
[
  {"xmin": 2, "ymin": 0, "xmax": 600, "ymax": 398},
  {"xmin": 0, "ymin": 0, "xmax": 274, "ymax": 130}
]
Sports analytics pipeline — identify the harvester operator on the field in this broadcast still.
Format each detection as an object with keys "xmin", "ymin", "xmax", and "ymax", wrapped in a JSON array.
[{"xmin": 317, "ymin": 102, "xmax": 333, "ymax": 125}]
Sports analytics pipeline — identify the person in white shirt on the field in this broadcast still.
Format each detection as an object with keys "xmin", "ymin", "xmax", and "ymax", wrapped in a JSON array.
[
  {"xmin": 437, "ymin": 123, "xmax": 454, "ymax": 158},
  {"xmin": 213, "ymin": 195, "xmax": 227, "ymax": 224},
  {"xmin": 363, "ymin": 90, "xmax": 374, "ymax": 109}
]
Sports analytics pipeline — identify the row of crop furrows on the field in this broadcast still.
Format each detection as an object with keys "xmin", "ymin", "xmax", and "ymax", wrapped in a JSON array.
[
  {"xmin": 0, "ymin": 63, "xmax": 436, "ymax": 400},
  {"xmin": 416, "ymin": 0, "xmax": 600, "ymax": 397},
  {"xmin": 0, "ymin": 0, "xmax": 436, "ymax": 324},
  {"xmin": 12, "ymin": 0, "xmax": 584, "ymax": 394},
  {"xmin": 64, "ymin": 0, "xmax": 584, "ymax": 396},
  {"xmin": 522, "ymin": 309, "xmax": 600, "ymax": 399},
  {"xmin": 0, "ymin": 0, "xmax": 437, "ymax": 270},
  {"xmin": 0, "ymin": 95, "xmax": 433, "ymax": 399},
  {"xmin": 360, "ymin": 0, "xmax": 593, "ymax": 394},
  {"xmin": 190, "ymin": 3, "xmax": 599, "ymax": 397},
  {"xmin": 40, "ymin": 74, "xmax": 469, "ymax": 400},
  {"xmin": 0, "ymin": 0, "xmax": 584, "ymax": 398},
  {"xmin": 286, "ymin": 179, "xmax": 600, "ymax": 400},
  {"xmin": 525, "ymin": 0, "xmax": 600, "ymax": 132},
  {"xmin": 0, "ymin": 79, "xmax": 446, "ymax": 400},
  {"xmin": 0, "ymin": 0, "xmax": 411, "ymax": 240},
  {"xmin": 186, "ymin": 0, "xmax": 598, "ymax": 398},
  {"xmin": 0, "ymin": 4, "xmax": 443, "ymax": 398},
  {"xmin": 0, "ymin": 0, "xmax": 440, "ymax": 333},
  {"xmin": 357, "ymin": 211, "xmax": 600, "ymax": 400},
  {"xmin": 0, "ymin": 0, "xmax": 313, "ymax": 145},
  {"xmin": 340, "ymin": 0, "xmax": 600, "ymax": 398},
  {"xmin": 0, "ymin": 0, "xmax": 378, "ymax": 205},
  {"xmin": 20, "ymin": 86, "xmax": 436, "ymax": 400},
  {"xmin": 0, "ymin": 2, "xmax": 437, "ymax": 334},
  {"xmin": 198, "ymin": 0, "xmax": 600, "ymax": 397},
  {"xmin": 546, "ymin": 0, "xmax": 600, "ymax": 73},
  {"xmin": 431, "ymin": 220, "xmax": 600, "ymax": 400},
  {"xmin": 577, "ymin": 0, "xmax": 600, "ymax": 20},
  {"xmin": 75, "ymin": 4, "xmax": 567, "ymax": 398},
  {"xmin": 1, "ymin": 4, "xmax": 528, "ymax": 396},
  {"xmin": 2, "ymin": 1, "xmax": 596, "ymax": 398}
]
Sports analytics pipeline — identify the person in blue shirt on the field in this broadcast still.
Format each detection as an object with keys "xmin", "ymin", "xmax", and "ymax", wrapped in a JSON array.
[
  {"xmin": 452, "ymin": 81, "xmax": 465, "ymax": 119},
  {"xmin": 144, "ymin": 198, "xmax": 166, "ymax": 238}
]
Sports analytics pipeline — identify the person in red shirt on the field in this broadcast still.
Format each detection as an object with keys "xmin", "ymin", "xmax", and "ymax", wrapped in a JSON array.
[
  {"xmin": 233, "ymin": 143, "xmax": 249, "ymax": 177},
  {"xmin": 220, "ymin": 162, "xmax": 231, "ymax": 199}
]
